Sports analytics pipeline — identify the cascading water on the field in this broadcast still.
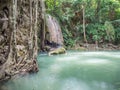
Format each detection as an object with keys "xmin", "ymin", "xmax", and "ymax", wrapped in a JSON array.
[
  {"xmin": 45, "ymin": 14, "xmax": 64, "ymax": 46},
  {"xmin": 39, "ymin": 0, "xmax": 65, "ymax": 55},
  {"xmin": 42, "ymin": 14, "xmax": 66, "ymax": 55}
]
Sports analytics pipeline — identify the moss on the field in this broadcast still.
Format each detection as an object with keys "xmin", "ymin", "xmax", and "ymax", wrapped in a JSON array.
[{"xmin": 48, "ymin": 47, "xmax": 66, "ymax": 55}]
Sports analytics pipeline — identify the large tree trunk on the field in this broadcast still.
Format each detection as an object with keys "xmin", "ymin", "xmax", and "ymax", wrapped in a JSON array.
[{"xmin": 0, "ymin": 0, "xmax": 43, "ymax": 81}]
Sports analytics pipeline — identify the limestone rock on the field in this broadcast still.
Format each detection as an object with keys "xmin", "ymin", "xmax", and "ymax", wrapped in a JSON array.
[{"xmin": 48, "ymin": 47, "xmax": 66, "ymax": 55}]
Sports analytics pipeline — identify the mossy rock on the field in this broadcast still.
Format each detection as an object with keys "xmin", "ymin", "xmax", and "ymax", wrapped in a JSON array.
[{"xmin": 48, "ymin": 47, "xmax": 66, "ymax": 55}]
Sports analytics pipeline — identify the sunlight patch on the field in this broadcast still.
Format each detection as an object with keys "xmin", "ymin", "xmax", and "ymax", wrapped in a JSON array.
[
  {"xmin": 56, "ymin": 56, "xmax": 79, "ymax": 61},
  {"xmin": 50, "ymin": 64, "xmax": 62, "ymax": 73},
  {"xmin": 84, "ymin": 59, "xmax": 109, "ymax": 64},
  {"xmin": 61, "ymin": 78, "xmax": 89, "ymax": 90}
]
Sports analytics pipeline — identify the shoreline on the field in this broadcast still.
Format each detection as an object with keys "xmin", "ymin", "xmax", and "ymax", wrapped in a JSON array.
[{"xmin": 67, "ymin": 43, "xmax": 120, "ymax": 51}]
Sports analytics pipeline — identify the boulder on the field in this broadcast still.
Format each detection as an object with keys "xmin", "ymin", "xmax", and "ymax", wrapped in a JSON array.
[{"xmin": 48, "ymin": 47, "xmax": 66, "ymax": 55}]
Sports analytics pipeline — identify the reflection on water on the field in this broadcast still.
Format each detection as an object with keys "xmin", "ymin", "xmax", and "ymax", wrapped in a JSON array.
[{"xmin": 0, "ymin": 51, "xmax": 120, "ymax": 90}]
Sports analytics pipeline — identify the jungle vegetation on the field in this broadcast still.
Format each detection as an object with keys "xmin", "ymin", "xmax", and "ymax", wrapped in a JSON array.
[{"xmin": 45, "ymin": 0, "xmax": 120, "ymax": 48}]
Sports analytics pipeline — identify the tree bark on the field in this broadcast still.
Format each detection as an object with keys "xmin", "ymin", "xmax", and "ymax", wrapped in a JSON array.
[
  {"xmin": 82, "ymin": 5, "xmax": 87, "ymax": 43},
  {"xmin": 95, "ymin": 0, "xmax": 101, "ymax": 22}
]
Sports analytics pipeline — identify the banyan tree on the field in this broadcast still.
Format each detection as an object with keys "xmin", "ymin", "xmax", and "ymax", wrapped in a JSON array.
[{"xmin": 0, "ymin": 0, "xmax": 44, "ymax": 81}]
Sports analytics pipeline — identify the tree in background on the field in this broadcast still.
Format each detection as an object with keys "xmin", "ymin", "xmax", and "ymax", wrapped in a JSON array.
[{"xmin": 45, "ymin": 0, "xmax": 120, "ymax": 48}]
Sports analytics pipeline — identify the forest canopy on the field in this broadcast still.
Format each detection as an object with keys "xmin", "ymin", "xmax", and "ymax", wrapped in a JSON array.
[{"xmin": 45, "ymin": 0, "xmax": 120, "ymax": 48}]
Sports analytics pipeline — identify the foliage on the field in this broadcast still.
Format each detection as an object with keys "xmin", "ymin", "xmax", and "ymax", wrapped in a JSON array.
[
  {"xmin": 45, "ymin": 0, "xmax": 120, "ymax": 47},
  {"xmin": 63, "ymin": 27, "xmax": 75, "ymax": 47},
  {"xmin": 115, "ymin": 28, "xmax": 120, "ymax": 44},
  {"xmin": 45, "ymin": 0, "xmax": 61, "ymax": 15},
  {"xmin": 86, "ymin": 23, "xmax": 106, "ymax": 43},
  {"xmin": 104, "ymin": 21, "xmax": 115, "ymax": 42}
]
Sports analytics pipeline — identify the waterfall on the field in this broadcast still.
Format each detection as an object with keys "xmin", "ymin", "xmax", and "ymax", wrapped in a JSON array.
[
  {"xmin": 44, "ymin": 14, "xmax": 66, "ymax": 55},
  {"xmin": 40, "ymin": 0, "xmax": 64, "ymax": 52},
  {"xmin": 45, "ymin": 14, "xmax": 64, "ymax": 47}
]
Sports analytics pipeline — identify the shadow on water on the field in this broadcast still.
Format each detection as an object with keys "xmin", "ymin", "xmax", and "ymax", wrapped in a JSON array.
[{"xmin": 0, "ymin": 51, "xmax": 120, "ymax": 90}]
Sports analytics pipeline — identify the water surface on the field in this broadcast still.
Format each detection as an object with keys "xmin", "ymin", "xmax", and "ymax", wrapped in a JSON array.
[{"xmin": 1, "ymin": 51, "xmax": 120, "ymax": 90}]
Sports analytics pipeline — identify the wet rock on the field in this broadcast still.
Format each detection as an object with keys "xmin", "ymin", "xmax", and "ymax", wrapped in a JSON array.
[
  {"xmin": 0, "ymin": 0, "xmax": 41, "ymax": 81},
  {"xmin": 0, "ymin": 55, "xmax": 6, "ymax": 65},
  {"xmin": 0, "ymin": 35, "xmax": 4, "ymax": 43},
  {"xmin": 44, "ymin": 45, "xmax": 51, "ymax": 51},
  {"xmin": 0, "ymin": 85, "xmax": 8, "ymax": 90},
  {"xmin": 0, "ymin": 70, "xmax": 5, "ymax": 81},
  {"xmin": 48, "ymin": 47, "xmax": 66, "ymax": 55}
]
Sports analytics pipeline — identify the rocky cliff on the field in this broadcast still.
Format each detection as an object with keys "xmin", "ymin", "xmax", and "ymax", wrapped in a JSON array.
[{"xmin": 0, "ymin": 0, "xmax": 42, "ymax": 81}]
